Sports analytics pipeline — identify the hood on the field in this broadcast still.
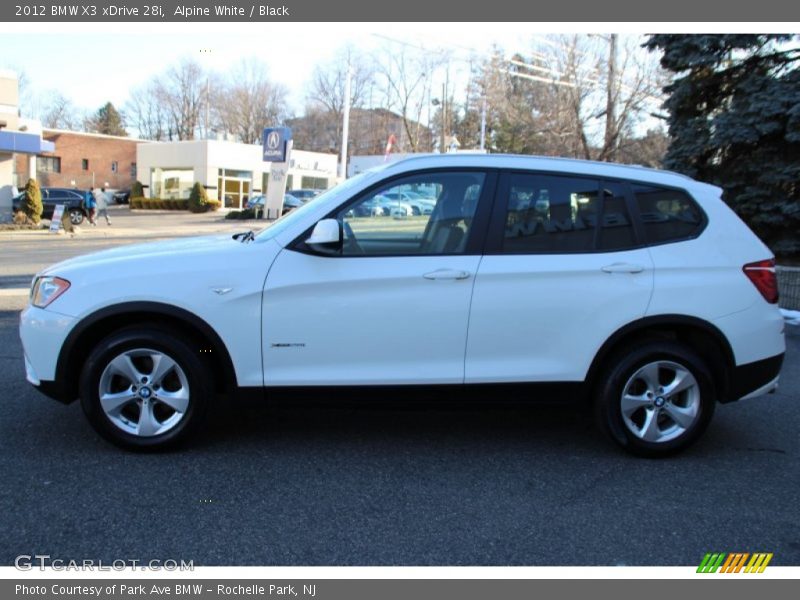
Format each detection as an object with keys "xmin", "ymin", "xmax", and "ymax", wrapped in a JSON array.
[{"xmin": 41, "ymin": 233, "xmax": 246, "ymax": 277}]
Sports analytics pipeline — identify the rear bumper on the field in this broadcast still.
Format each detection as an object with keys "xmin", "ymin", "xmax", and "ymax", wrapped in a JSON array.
[{"xmin": 725, "ymin": 353, "xmax": 784, "ymax": 402}]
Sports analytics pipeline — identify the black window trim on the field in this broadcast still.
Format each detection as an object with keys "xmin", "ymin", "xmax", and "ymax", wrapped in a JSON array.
[
  {"xmin": 290, "ymin": 167, "xmax": 500, "ymax": 259},
  {"xmin": 483, "ymin": 169, "xmax": 708, "ymax": 255}
]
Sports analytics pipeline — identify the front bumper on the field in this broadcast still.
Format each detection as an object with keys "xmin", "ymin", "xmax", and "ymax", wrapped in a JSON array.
[
  {"xmin": 20, "ymin": 304, "xmax": 77, "ymax": 403},
  {"xmin": 726, "ymin": 353, "xmax": 784, "ymax": 402}
]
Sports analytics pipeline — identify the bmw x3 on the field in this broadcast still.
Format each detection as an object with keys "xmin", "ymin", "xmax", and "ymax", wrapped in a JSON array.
[{"xmin": 20, "ymin": 154, "xmax": 785, "ymax": 455}]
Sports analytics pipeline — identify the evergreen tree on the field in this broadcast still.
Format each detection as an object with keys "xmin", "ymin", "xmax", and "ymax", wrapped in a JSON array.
[
  {"xmin": 86, "ymin": 102, "xmax": 128, "ymax": 136},
  {"xmin": 188, "ymin": 182, "xmax": 209, "ymax": 213},
  {"xmin": 131, "ymin": 181, "xmax": 144, "ymax": 198},
  {"xmin": 22, "ymin": 178, "xmax": 43, "ymax": 224},
  {"xmin": 645, "ymin": 34, "xmax": 800, "ymax": 256}
]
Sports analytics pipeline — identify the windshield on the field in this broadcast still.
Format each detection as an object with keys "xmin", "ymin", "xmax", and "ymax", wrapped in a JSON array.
[{"xmin": 255, "ymin": 169, "xmax": 382, "ymax": 241}]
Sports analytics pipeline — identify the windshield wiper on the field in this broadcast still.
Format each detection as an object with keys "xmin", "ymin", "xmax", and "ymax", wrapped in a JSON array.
[{"xmin": 233, "ymin": 231, "xmax": 255, "ymax": 243}]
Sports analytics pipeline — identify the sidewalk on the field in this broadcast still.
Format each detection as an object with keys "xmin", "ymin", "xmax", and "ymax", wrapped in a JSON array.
[{"xmin": 0, "ymin": 205, "xmax": 270, "ymax": 241}]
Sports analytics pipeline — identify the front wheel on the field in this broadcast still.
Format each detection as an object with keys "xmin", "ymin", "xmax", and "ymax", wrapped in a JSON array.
[
  {"xmin": 594, "ymin": 341, "xmax": 716, "ymax": 457},
  {"xmin": 80, "ymin": 327, "xmax": 212, "ymax": 450}
]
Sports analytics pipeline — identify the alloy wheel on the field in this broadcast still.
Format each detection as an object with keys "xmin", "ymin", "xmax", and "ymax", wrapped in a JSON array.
[
  {"xmin": 98, "ymin": 348, "xmax": 191, "ymax": 437},
  {"xmin": 620, "ymin": 360, "xmax": 701, "ymax": 443}
]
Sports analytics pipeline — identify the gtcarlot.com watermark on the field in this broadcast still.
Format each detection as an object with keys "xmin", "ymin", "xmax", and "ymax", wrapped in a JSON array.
[{"xmin": 15, "ymin": 554, "xmax": 194, "ymax": 572}]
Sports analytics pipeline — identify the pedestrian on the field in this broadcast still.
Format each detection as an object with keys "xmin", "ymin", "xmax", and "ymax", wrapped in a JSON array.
[
  {"xmin": 94, "ymin": 187, "xmax": 111, "ymax": 225},
  {"xmin": 84, "ymin": 187, "xmax": 97, "ymax": 225}
]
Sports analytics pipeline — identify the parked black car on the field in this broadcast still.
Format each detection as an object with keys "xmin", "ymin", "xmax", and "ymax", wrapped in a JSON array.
[
  {"xmin": 113, "ymin": 189, "xmax": 130, "ymax": 204},
  {"xmin": 13, "ymin": 188, "xmax": 89, "ymax": 225},
  {"xmin": 289, "ymin": 189, "xmax": 323, "ymax": 202}
]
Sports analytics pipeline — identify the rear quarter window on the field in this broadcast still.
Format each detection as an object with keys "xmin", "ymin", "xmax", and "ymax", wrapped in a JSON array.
[{"xmin": 633, "ymin": 184, "xmax": 705, "ymax": 244}]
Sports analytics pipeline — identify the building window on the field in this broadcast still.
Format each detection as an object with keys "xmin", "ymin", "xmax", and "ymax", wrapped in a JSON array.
[
  {"xmin": 81, "ymin": 159, "xmax": 89, "ymax": 170},
  {"xmin": 301, "ymin": 176, "xmax": 329, "ymax": 190},
  {"xmin": 38, "ymin": 156, "xmax": 61, "ymax": 173},
  {"xmin": 111, "ymin": 161, "xmax": 118, "ymax": 173},
  {"xmin": 131, "ymin": 163, "xmax": 137, "ymax": 177},
  {"xmin": 151, "ymin": 167, "xmax": 195, "ymax": 200}
]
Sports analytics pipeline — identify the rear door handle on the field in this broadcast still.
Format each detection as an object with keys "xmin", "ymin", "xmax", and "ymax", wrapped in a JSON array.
[
  {"xmin": 423, "ymin": 269, "xmax": 472, "ymax": 280},
  {"xmin": 601, "ymin": 263, "xmax": 645, "ymax": 274}
]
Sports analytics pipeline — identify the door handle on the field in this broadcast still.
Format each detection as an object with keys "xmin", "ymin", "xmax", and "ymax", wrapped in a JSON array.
[
  {"xmin": 423, "ymin": 269, "xmax": 472, "ymax": 280},
  {"xmin": 601, "ymin": 263, "xmax": 645, "ymax": 274}
]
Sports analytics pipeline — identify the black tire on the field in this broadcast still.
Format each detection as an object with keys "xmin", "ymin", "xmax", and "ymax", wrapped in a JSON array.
[
  {"xmin": 79, "ymin": 326, "xmax": 212, "ymax": 451},
  {"xmin": 594, "ymin": 340, "xmax": 716, "ymax": 457},
  {"xmin": 69, "ymin": 209, "xmax": 84, "ymax": 225}
]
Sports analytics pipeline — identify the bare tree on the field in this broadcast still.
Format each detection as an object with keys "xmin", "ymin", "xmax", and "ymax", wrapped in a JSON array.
[
  {"xmin": 41, "ymin": 92, "xmax": 83, "ymax": 130},
  {"xmin": 303, "ymin": 46, "xmax": 375, "ymax": 155},
  {"xmin": 543, "ymin": 34, "xmax": 662, "ymax": 161},
  {"xmin": 126, "ymin": 81, "xmax": 170, "ymax": 140},
  {"xmin": 309, "ymin": 46, "xmax": 374, "ymax": 115},
  {"xmin": 213, "ymin": 58, "xmax": 288, "ymax": 144},
  {"xmin": 374, "ymin": 44, "xmax": 443, "ymax": 152},
  {"xmin": 156, "ymin": 59, "xmax": 206, "ymax": 140},
  {"xmin": 467, "ymin": 35, "xmax": 663, "ymax": 161}
]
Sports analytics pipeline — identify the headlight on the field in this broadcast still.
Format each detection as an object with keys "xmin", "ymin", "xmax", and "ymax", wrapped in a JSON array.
[{"xmin": 30, "ymin": 276, "xmax": 70, "ymax": 308}]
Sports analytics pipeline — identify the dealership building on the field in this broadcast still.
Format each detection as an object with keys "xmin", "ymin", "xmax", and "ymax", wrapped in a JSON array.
[
  {"xmin": 136, "ymin": 140, "xmax": 338, "ymax": 209},
  {"xmin": 0, "ymin": 70, "xmax": 54, "ymax": 219}
]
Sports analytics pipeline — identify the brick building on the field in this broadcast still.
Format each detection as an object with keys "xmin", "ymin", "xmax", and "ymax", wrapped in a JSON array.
[{"xmin": 15, "ymin": 129, "xmax": 142, "ymax": 191}]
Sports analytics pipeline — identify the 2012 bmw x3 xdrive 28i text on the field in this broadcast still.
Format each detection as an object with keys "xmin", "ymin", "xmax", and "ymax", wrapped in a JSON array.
[{"xmin": 20, "ymin": 155, "xmax": 785, "ymax": 455}]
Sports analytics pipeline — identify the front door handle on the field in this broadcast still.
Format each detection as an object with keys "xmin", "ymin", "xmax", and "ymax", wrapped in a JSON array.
[
  {"xmin": 423, "ymin": 269, "xmax": 472, "ymax": 280},
  {"xmin": 601, "ymin": 263, "xmax": 645, "ymax": 274}
]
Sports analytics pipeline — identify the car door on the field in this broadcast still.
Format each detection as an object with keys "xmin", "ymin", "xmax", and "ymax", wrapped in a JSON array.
[
  {"xmin": 465, "ymin": 171, "xmax": 654, "ymax": 384},
  {"xmin": 262, "ymin": 170, "xmax": 496, "ymax": 386}
]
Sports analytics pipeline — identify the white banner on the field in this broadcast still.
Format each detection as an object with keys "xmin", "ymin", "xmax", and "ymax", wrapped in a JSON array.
[{"xmin": 49, "ymin": 204, "xmax": 65, "ymax": 232}]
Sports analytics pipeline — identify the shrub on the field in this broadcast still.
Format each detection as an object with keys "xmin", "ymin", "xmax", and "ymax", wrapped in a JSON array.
[
  {"xmin": 188, "ymin": 182, "xmax": 211, "ymax": 213},
  {"xmin": 129, "ymin": 197, "xmax": 189, "ymax": 210},
  {"xmin": 205, "ymin": 198, "xmax": 221, "ymax": 211},
  {"xmin": 13, "ymin": 210, "xmax": 30, "ymax": 225},
  {"xmin": 224, "ymin": 209, "xmax": 257, "ymax": 220},
  {"xmin": 131, "ymin": 181, "xmax": 144, "ymax": 198},
  {"xmin": 21, "ymin": 179, "xmax": 43, "ymax": 224}
]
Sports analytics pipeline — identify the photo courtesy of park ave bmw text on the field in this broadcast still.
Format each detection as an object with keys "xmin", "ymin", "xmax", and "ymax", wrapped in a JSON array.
[{"xmin": 0, "ymin": 0, "xmax": 799, "ymax": 596}]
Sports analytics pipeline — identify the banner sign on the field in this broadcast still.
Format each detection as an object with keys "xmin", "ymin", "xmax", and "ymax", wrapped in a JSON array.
[{"xmin": 49, "ymin": 204, "xmax": 65, "ymax": 232}]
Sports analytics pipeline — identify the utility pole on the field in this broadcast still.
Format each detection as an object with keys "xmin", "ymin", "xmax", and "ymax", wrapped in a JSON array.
[
  {"xmin": 340, "ymin": 66, "xmax": 351, "ymax": 179},
  {"xmin": 205, "ymin": 76, "xmax": 210, "ymax": 140},
  {"xmin": 440, "ymin": 82, "xmax": 446, "ymax": 153},
  {"xmin": 604, "ymin": 33, "xmax": 618, "ymax": 161},
  {"xmin": 479, "ymin": 95, "xmax": 487, "ymax": 152}
]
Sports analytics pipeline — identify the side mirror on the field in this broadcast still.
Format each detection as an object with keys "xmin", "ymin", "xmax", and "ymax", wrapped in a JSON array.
[{"xmin": 306, "ymin": 218, "xmax": 341, "ymax": 251}]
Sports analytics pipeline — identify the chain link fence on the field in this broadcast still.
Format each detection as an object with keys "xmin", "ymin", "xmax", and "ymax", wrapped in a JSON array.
[{"xmin": 777, "ymin": 266, "xmax": 800, "ymax": 310}]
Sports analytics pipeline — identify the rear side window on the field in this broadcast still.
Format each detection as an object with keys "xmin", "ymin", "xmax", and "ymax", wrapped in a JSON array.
[
  {"xmin": 633, "ymin": 184, "xmax": 705, "ymax": 244},
  {"xmin": 502, "ymin": 174, "xmax": 636, "ymax": 254}
]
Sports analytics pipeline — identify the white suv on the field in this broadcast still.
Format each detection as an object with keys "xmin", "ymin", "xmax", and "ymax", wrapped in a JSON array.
[{"xmin": 20, "ymin": 155, "xmax": 785, "ymax": 455}]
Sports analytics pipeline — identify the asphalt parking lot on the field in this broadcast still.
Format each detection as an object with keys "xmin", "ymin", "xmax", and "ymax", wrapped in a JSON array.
[{"xmin": 1, "ymin": 206, "xmax": 799, "ymax": 566}]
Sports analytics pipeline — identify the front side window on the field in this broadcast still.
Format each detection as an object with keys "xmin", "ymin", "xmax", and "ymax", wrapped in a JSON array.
[
  {"xmin": 502, "ymin": 174, "xmax": 636, "ymax": 253},
  {"xmin": 633, "ymin": 184, "xmax": 705, "ymax": 244},
  {"xmin": 335, "ymin": 172, "xmax": 485, "ymax": 256}
]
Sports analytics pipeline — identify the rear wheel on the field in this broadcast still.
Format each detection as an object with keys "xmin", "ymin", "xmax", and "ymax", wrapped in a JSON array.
[
  {"xmin": 80, "ymin": 326, "xmax": 212, "ymax": 450},
  {"xmin": 594, "ymin": 341, "xmax": 716, "ymax": 457},
  {"xmin": 69, "ymin": 209, "xmax": 84, "ymax": 225}
]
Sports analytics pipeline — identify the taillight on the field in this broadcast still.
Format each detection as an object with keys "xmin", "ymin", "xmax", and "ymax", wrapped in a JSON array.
[{"xmin": 743, "ymin": 259, "xmax": 778, "ymax": 304}]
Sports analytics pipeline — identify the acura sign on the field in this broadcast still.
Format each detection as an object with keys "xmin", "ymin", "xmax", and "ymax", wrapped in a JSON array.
[{"xmin": 262, "ymin": 127, "xmax": 292, "ymax": 162}]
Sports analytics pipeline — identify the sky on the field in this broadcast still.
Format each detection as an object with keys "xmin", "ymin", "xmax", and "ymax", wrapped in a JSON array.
[
  {"xmin": 0, "ymin": 23, "xmax": 545, "ymax": 119},
  {"xmin": 1, "ymin": 22, "xmax": 795, "ymax": 131}
]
